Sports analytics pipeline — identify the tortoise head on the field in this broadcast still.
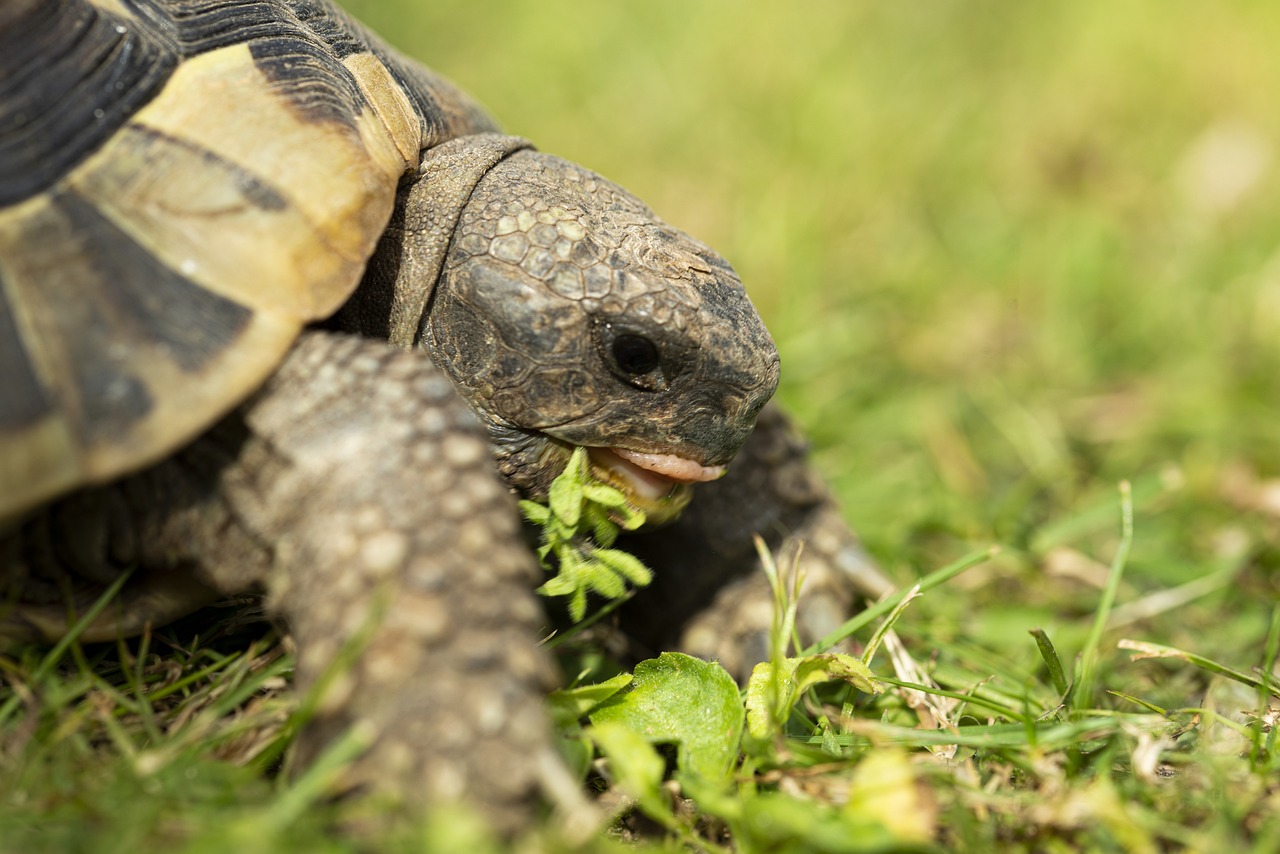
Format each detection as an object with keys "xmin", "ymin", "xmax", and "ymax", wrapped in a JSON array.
[{"xmin": 416, "ymin": 139, "xmax": 780, "ymax": 523}]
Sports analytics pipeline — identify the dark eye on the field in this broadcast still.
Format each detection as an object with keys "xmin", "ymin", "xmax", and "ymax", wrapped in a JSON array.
[{"xmin": 611, "ymin": 334, "xmax": 661, "ymax": 375}]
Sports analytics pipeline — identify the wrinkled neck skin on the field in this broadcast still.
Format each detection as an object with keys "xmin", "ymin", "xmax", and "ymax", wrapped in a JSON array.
[{"xmin": 353, "ymin": 133, "xmax": 780, "ymax": 523}]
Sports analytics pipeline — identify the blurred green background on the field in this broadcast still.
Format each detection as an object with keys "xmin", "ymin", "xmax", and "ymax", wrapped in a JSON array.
[{"xmin": 343, "ymin": 1, "xmax": 1280, "ymax": 655}]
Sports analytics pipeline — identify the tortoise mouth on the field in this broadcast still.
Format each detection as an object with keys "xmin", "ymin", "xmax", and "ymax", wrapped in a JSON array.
[
  {"xmin": 586, "ymin": 447, "xmax": 723, "ymax": 525},
  {"xmin": 598, "ymin": 447, "xmax": 726, "ymax": 487}
]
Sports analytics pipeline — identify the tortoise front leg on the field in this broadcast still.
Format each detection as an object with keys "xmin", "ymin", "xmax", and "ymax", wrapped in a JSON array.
[
  {"xmin": 211, "ymin": 331, "xmax": 560, "ymax": 828},
  {"xmin": 0, "ymin": 332, "xmax": 564, "ymax": 827},
  {"xmin": 2, "ymin": 330, "xmax": 573, "ymax": 827}
]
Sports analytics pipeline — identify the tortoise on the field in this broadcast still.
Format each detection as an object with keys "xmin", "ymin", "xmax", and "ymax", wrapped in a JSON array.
[{"xmin": 0, "ymin": 0, "xmax": 886, "ymax": 827}]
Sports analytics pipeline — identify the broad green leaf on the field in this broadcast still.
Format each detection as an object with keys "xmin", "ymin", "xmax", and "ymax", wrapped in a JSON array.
[
  {"xmin": 590, "ymin": 652, "xmax": 743, "ymax": 785},
  {"xmin": 547, "ymin": 673, "xmax": 634, "ymax": 728}
]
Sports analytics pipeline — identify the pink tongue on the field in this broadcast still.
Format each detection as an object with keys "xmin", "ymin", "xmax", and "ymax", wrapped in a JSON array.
[{"xmin": 609, "ymin": 448, "xmax": 725, "ymax": 484}]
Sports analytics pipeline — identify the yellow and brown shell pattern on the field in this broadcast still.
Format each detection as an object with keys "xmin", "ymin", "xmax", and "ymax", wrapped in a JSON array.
[{"xmin": 0, "ymin": 0, "xmax": 493, "ymax": 523}]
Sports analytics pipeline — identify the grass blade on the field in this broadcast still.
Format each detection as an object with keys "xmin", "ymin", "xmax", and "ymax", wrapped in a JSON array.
[
  {"xmin": 1118, "ymin": 640, "xmax": 1280, "ymax": 697},
  {"xmin": 802, "ymin": 546, "xmax": 996, "ymax": 656},
  {"xmin": 1071, "ymin": 481, "xmax": 1133, "ymax": 713},
  {"xmin": 1030, "ymin": 628, "xmax": 1069, "ymax": 696}
]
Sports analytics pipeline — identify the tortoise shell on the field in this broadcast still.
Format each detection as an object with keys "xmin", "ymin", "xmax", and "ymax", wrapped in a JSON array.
[{"xmin": 0, "ymin": 0, "xmax": 494, "ymax": 521}]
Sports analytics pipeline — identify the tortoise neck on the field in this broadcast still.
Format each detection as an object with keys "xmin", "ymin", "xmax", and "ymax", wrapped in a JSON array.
[{"xmin": 329, "ymin": 133, "xmax": 535, "ymax": 347}]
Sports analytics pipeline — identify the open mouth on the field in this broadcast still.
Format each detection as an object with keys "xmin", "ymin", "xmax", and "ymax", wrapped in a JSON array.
[{"xmin": 586, "ymin": 447, "xmax": 725, "ymax": 524}]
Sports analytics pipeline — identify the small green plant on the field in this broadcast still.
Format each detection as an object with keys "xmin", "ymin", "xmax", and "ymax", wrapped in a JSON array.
[
  {"xmin": 568, "ymin": 542, "xmax": 913, "ymax": 851},
  {"xmin": 521, "ymin": 446, "xmax": 653, "ymax": 622}
]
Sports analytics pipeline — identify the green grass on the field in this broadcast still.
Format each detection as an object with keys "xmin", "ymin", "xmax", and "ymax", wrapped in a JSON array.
[{"xmin": 5, "ymin": 1, "xmax": 1280, "ymax": 850}]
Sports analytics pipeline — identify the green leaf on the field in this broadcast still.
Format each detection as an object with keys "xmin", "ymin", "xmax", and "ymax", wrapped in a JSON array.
[
  {"xmin": 746, "ymin": 653, "xmax": 880, "ymax": 741},
  {"xmin": 547, "ymin": 673, "xmax": 634, "ymax": 728},
  {"xmin": 581, "ymin": 481, "xmax": 630, "ymax": 508},
  {"xmin": 547, "ymin": 469, "xmax": 583, "ymax": 528},
  {"xmin": 745, "ymin": 659, "xmax": 794, "ymax": 742},
  {"xmin": 843, "ymin": 750, "xmax": 937, "ymax": 844},
  {"xmin": 793, "ymin": 653, "xmax": 878, "ymax": 696},
  {"xmin": 518, "ymin": 499, "xmax": 550, "ymax": 526},
  {"xmin": 584, "ymin": 504, "xmax": 619, "ymax": 548},
  {"xmin": 568, "ymin": 588, "xmax": 588, "ymax": 623},
  {"xmin": 594, "ymin": 548, "xmax": 654, "ymax": 586},
  {"xmin": 525, "ymin": 445, "xmax": 655, "ymax": 622},
  {"xmin": 588, "ymin": 722, "xmax": 667, "ymax": 814},
  {"xmin": 553, "ymin": 542, "xmax": 583, "ymax": 572},
  {"xmin": 590, "ymin": 652, "xmax": 743, "ymax": 785},
  {"xmin": 583, "ymin": 561, "xmax": 628, "ymax": 599},
  {"xmin": 730, "ymin": 789, "xmax": 906, "ymax": 853},
  {"xmin": 615, "ymin": 504, "xmax": 647, "ymax": 531},
  {"xmin": 537, "ymin": 574, "xmax": 577, "ymax": 597}
]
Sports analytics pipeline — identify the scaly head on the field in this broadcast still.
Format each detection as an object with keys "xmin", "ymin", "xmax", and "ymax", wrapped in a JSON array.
[{"xmin": 417, "ymin": 144, "xmax": 780, "ymax": 523}]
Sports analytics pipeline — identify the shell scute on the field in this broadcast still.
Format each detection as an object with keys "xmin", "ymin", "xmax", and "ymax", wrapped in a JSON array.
[{"xmin": 0, "ymin": 0, "xmax": 485, "ymax": 521}]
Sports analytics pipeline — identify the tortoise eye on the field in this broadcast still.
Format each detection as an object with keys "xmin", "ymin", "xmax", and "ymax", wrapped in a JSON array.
[{"xmin": 611, "ymin": 334, "xmax": 661, "ymax": 375}]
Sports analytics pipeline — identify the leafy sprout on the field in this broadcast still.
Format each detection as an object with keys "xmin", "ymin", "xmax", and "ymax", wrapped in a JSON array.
[{"xmin": 521, "ymin": 446, "xmax": 653, "ymax": 622}]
